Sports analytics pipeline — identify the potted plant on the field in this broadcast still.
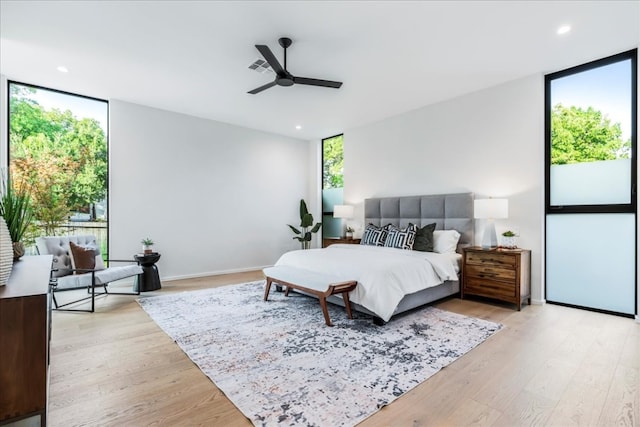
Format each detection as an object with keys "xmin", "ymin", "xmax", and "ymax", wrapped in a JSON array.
[
  {"xmin": 287, "ymin": 199, "xmax": 322, "ymax": 250},
  {"xmin": 0, "ymin": 175, "xmax": 34, "ymax": 260},
  {"xmin": 345, "ymin": 226, "xmax": 355, "ymax": 239},
  {"xmin": 141, "ymin": 238, "xmax": 155, "ymax": 254},
  {"xmin": 501, "ymin": 230, "xmax": 518, "ymax": 249}
]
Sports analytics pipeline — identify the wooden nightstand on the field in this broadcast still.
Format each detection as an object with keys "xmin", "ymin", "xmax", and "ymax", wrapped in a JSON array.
[
  {"xmin": 323, "ymin": 237, "xmax": 361, "ymax": 248},
  {"xmin": 462, "ymin": 247, "xmax": 531, "ymax": 310}
]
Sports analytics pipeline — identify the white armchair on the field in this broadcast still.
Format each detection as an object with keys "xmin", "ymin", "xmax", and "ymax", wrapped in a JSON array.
[{"xmin": 36, "ymin": 235, "xmax": 143, "ymax": 312}]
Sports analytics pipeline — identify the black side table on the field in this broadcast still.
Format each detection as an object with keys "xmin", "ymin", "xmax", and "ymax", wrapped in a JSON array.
[{"xmin": 134, "ymin": 253, "xmax": 162, "ymax": 292}]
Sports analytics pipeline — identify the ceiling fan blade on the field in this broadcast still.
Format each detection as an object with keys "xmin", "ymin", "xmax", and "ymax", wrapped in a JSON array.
[
  {"xmin": 255, "ymin": 45, "xmax": 285, "ymax": 75},
  {"xmin": 293, "ymin": 76, "xmax": 343, "ymax": 89},
  {"xmin": 248, "ymin": 80, "xmax": 277, "ymax": 94}
]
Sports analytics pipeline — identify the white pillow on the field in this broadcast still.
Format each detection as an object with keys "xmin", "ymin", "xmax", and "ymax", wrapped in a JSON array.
[{"xmin": 433, "ymin": 230, "xmax": 461, "ymax": 254}]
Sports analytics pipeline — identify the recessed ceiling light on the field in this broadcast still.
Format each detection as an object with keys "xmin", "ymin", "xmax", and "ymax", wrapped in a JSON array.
[
  {"xmin": 56, "ymin": 66, "xmax": 69, "ymax": 73},
  {"xmin": 295, "ymin": 125, "xmax": 302, "ymax": 130},
  {"xmin": 557, "ymin": 25, "xmax": 571, "ymax": 35}
]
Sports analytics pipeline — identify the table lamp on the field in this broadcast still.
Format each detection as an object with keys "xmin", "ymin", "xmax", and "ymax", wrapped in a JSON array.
[
  {"xmin": 333, "ymin": 205, "xmax": 354, "ymax": 237},
  {"xmin": 474, "ymin": 199, "xmax": 508, "ymax": 248}
]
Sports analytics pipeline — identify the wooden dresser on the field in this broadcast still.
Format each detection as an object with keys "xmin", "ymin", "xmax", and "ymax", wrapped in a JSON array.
[
  {"xmin": 322, "ymin": 237, "xmax": 361, "ymax": 248},
  {"xmin": 462, "ymin": 247, "xmax": 531, "ymax": 310},
  {"xmin": 0, "ymin": 255, "xmax": 53, "ymax": 427}
]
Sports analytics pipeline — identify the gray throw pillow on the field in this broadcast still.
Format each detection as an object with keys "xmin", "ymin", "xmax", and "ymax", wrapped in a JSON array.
[{"xmin": 413, "ymin": 223, "xmax": 436, "ymax": 252}]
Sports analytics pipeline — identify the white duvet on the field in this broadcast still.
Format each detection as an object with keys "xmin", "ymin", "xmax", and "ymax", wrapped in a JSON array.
[{"xmin": 274, "ymin": 244, "xmax": 460, "ymax": 322}]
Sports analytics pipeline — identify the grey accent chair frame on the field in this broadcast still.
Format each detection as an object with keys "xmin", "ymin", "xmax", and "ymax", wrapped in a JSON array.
[{"xmin": 36, "ymin": 235, "xmax": 144, "ymax": 312}]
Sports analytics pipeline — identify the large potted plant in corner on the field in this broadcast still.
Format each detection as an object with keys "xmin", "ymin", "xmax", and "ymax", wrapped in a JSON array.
[
  {"xmin": 0, "ymin": 174, "xmax": 35, "ymax": 261},
  {"xmin": 288, "ymin": 199, "xmax": 322, "ymax": 250}
]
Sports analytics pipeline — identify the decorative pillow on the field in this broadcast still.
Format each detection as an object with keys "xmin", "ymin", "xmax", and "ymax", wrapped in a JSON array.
[
  {"xmin": 413, "ymin": 223, "xmax": 436, "ymax": 252},
  {"xmin": 360, "ymin": 223, "xmax": 390, "ymax": 246},
  {"xmin": 384, "ymin": 224, "xmax": 418, "ymax": 250},
  {"xmin": 433, "ymin": 230, "xmax": 461, "ymax": 254},
  {"xmin": 69, "ymin": 241, "xmax": 96, "ymax": 274}
]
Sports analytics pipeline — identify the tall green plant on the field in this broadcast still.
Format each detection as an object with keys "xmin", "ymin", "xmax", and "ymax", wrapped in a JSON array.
[
  {"xmin": 287, "ymin": 199, "xmax": 322, "ymax": 250},
  {"xmin": 0, "ymin": 175, "xmax": 34, "ymax": 243}
]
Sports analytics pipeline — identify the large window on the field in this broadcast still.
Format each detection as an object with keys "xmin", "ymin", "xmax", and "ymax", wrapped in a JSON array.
[
  {"xmin": 321, "ymin": 134, "xmax": 344, "ymax": 239},
  {"xmin": 545, "ymin": 50, "xmax": 637, "ymax": 316},
  {"xmin": 8, "ymin": 82, "xmax": 109, "ymax": 255}
]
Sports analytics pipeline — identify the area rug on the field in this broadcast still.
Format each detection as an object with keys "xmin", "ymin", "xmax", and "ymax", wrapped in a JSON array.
[{"xmin": 138, "ymin": 282, "xmax": 501, "ymax": 426}]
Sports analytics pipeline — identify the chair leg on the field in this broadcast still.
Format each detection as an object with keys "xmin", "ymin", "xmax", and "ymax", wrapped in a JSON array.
[{"xmin": 91, "ymin": 273, "xmax": 96, "ymax": 313}]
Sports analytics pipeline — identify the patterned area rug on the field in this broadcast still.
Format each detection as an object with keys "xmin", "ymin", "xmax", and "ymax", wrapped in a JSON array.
[{"xmin": 138, "ymin": 282, "xmax": 501, "ymax": 426}]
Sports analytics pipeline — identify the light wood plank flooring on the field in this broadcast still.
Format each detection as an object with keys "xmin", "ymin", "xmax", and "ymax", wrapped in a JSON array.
[{"xmin": 48, "ymin": 271, "xmax": 640, "ymax": 426}]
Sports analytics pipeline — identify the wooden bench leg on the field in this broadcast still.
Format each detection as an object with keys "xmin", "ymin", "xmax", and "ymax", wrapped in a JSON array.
[
  {"xmin": 318, "ymin": 297, "xmax": 333, "ymax": 327},
  {"xmin": 342, "ymin": 292, "xmax": 353, "ymax": 319},
  {"xmin": 263, "ymin": 278, "xmax": 273, "ymax": 301}
]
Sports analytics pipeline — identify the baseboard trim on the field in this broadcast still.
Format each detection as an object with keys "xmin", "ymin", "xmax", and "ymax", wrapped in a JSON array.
[
  {"xmin": 531, "ymin": 299, "xmax": 546, "ymax": 306},
  {"xmin": 636, "ymin": 315, "xmax": 640, "ymax": 324},
  {"xmin": 162, "ymin": 265, "xmax": 269, "ymax": 283}
]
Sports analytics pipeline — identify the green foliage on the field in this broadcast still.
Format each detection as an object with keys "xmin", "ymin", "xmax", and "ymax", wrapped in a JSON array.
[
  {"xmin": 141, "ymin": 238, "xmax": 154, "ymax": 246},
  {"xmin": 502, "ymin": 230, "xmax": 516, "ymax": 237},
  {"xmin": 551, "ymin": 104, "xmax": 630, "ymax": 165},
  {"xmin": 0, "ymin": 173, "xmax": 35, "ymax": 243},
  {"xmin": 287, "ymin": 199, "xmax": 322, "ymax": 249},
  {"xmin": 9, "ymin": 84, "xmax": 108, "ymax": 227},
  {"xmin": 323, "ymin": 135, "xmax": 344, "ymax": 189}
]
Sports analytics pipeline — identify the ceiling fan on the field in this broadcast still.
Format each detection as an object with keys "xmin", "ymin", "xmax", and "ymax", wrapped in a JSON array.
[{"xmin": 248, "ymin": 37, "xmax": 343, "ymax": 95}]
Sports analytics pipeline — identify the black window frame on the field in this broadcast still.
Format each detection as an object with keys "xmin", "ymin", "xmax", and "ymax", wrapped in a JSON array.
[
  {"xmin": 6, "ymin": 80, "xmax": 110, "ymax": 255},
  {"xmin": 544, "ymin": 49, "xmax": 638, "ymax": 215}
]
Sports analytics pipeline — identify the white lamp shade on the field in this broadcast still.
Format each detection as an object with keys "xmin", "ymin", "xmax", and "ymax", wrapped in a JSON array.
[
  {"xmin": 474, "ymin": 199, "xmax": 508, "ymax": 219},
  {"xmin": 333, "ymin": 205, "xmax": 354, "ymax": 219}
]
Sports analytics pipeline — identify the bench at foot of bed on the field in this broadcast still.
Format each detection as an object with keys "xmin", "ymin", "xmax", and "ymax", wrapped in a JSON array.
[{"xmin": 263, "ymin": 266, "xmax": 358, "ymax": 327}]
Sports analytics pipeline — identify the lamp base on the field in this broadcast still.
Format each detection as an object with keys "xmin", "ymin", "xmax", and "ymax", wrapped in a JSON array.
[{"xmin": 481, "ymin": 221, "xmax": 498, "ymax": 249}]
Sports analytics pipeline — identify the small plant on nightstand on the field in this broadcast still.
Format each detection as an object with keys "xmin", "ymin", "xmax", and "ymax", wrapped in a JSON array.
[
  {"xmin": 501, "ymin": 230, "xmax": 518, "ymax": 249},
  {"xmin": 141, "ymin": 238, "xmax": 154, "ymax": 254},
  {"xmin": 345, "ymin": 226, "xmax": 354, "ymax": 239}
]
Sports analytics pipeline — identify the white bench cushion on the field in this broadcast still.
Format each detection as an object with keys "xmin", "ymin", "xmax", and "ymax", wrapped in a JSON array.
[{"xmin": 263, "ymin": 266, "xmax": 344, "ymax": 292}]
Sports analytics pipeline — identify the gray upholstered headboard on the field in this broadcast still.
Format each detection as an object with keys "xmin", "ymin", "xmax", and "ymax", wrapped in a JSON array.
[{"xmin": 364, "ymin": 192, "xmax": 474, "ymax": 250}]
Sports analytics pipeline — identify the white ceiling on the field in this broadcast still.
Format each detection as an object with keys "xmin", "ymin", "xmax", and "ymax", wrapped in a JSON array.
[{"xmin": 1, "ymin": 1, "xmax": 639, "ymax": 140}]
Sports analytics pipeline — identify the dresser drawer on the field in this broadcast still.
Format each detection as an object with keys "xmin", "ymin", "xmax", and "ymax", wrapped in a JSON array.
[
  {"xmin": 464, "ymin": 277, "xmax": 516, "ymax": 299},
  {"xmin": 465, "ymin": 252, "xmax": 516, "ymax": 268},
  {"xmin": 465, "ymin": 265, "xmax": 516, "ymax": 281}
]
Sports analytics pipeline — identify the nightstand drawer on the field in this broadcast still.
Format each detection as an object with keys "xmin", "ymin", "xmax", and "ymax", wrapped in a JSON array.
[
  {"xmin": 465, "ymin": 278, "xmax": 516, "ymax": 299},
  {"xmin": 465, "ymin": 265, "xmax": 516, "ymax": 281},
  {"xmin": 465, "ymin": 252, "xmax": 516, "ymax": 268}
]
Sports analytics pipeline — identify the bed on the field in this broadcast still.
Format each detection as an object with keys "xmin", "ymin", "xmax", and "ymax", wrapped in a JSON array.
[{"xmin": 274, "ymin": 192, "xmax": 474, "ymax": 323}]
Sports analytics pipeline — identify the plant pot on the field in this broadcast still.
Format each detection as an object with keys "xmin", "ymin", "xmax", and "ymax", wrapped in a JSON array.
[
  {"xmin": 0, "ymin": 217, "xmax": 13, "ymax": 286},
  {"xmin": 143, "ymin": 245, "xmax": 153, "ymax": 254},
  {"xmin": 345, "ymin": 232, "xmax": 353, "ymax": 239},
  {"xmin": 501, "ymin": 236, "xmax": 518, "ymax": 249},
  {"xmin": 12, "ymin": 241, "xmax": 25, "ymax": 261}
]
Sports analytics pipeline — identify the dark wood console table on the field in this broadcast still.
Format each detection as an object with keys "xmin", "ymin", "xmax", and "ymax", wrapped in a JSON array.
[{"xmin": 0, "ymin": 255, "xmax": 53, "ymax": 427}]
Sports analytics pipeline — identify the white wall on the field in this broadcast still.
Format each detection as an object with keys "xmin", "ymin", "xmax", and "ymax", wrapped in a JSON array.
[
  {"xmin": 109, "ymin": 100, "xmax": 311, "ymax": 280},
  {"xmin": 343, "ymin": 74, "xmax": 545, "ymax": 302}
]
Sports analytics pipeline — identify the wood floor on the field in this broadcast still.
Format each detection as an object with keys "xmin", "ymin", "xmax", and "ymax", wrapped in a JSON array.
[{"xmin": 48, "ymin": 271, "xmax": 640, "ymax": 427}]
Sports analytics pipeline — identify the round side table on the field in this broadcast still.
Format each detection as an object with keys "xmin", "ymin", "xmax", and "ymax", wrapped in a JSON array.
[{"xmin": 134, "ymin": 252, "xmax": 162, "ymax": 292}]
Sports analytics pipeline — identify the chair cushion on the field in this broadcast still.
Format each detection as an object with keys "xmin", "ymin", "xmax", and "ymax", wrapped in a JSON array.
[{"xmin": 55, "ymin": 264, "xmax": 143, "ymax": 290}]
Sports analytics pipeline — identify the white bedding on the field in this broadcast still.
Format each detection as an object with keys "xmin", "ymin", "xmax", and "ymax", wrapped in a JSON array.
[{"xmin": 274, "ymin": 244, "xmax": 461, "ymax": 322}]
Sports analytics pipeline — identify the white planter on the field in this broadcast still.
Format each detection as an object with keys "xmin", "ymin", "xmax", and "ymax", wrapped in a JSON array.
[
  {"xmin": 0, "ymin": 217, "xmax": 13, "ymax": 286},
  {"xmin": 501, "ymin": 235, "xmax": 518, "ymax": 249}
]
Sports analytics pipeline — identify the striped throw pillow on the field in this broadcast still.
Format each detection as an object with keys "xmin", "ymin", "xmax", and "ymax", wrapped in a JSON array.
[
  {"xmin": 384, "ymin": 224, "xmax": 418, "ymax": 250},
  {"xmin": 360, "ymin": 223, "xmax": 390, "ymax": 246}
]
